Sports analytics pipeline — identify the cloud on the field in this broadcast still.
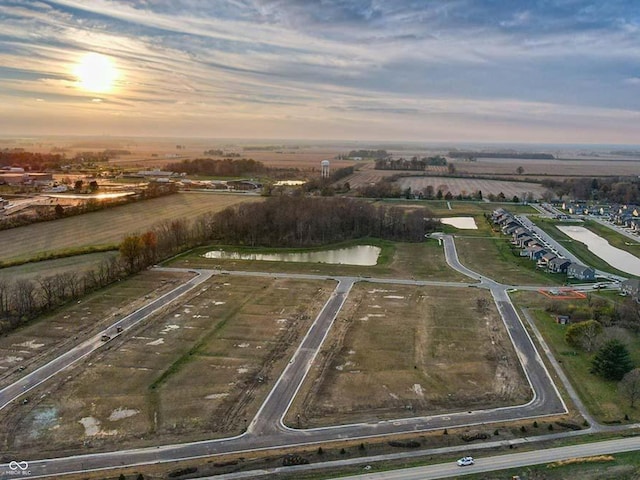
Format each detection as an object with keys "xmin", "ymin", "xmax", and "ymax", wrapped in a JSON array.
[{"xmin": 0, "ymin": 0, "xmax": 639, "ymax": 142}]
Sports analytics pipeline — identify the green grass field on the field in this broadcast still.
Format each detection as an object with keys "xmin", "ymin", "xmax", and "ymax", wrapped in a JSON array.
[
  {"xmin": 379, "ymin": 199, "xmax": 537, "ymax": 216},
  {"xmin": 513, "ymin": 291, "xmax": 640, "ymax": 423},
  {"xmin": 0, "ymin": 251, "xmax": 118, "ymax": 281},
  {"xmin": 455, "ymin": 236, "xmax": 563, "ymax": 285},
  {"xmin": 169, "ymin": 238, "xmax": 468, "ymax": 281}
]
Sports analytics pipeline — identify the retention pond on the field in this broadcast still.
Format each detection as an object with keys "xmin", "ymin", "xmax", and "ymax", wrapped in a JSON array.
[
  {"xmin": 203, "ymin": 245, "xmax": 381, "ymax": 266},
  {"xmin": 556, "ymin": 225, "xmax": 640, "ymax": 276}
]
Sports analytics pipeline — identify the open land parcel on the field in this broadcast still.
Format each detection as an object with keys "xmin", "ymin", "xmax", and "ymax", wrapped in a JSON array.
[
  {"xmin": 287, "ymin": 283, "xmax": 531, "ymax": 428},
  {"xmin": 0, "ymin": 274, "xmax": 334, "ymax": 456}
]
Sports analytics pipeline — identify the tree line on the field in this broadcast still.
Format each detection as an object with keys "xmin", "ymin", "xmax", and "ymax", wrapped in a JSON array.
[
  {"xmin": 448, "ymin": 151, "xmax": 554, "ymax": 160},
  {"xmin": 542, "ymin": 177, "xmax": 640, "ymax": 204},
  {"xmin": 374, "ymin": 156, "xmax": 447, "ymax": 171},
  {"xmin": 0, "ymin": 257, "xmax": 124, "ymax": 335},
  {"xmin": 342, "ymin": 149, "xmax": 390, "ymax": 160},
  {"xmin": 208, "ymin": 196, "xmax": 439, "ymax": 246},
  {"xmin": 165, "ymin": 158, "xmax": 266, "ymax": 177},
  {"xmin": 0, "ymin": 150, "xmax": 67, "ymax": 171},
  {"xmin": 0, "ymin": 211, "xmax": 197, "ymax": 334}
]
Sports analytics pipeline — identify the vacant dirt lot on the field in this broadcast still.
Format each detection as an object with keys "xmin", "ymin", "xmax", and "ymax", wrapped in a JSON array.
[
  {"xmin": 0, "ymin": 270, "xmax": 192, "ymax": 389},
  {"xmin": 0, "ymin": 275, "xmax": 333, "ymax": 456},
  {"xmin": 286, "ymin": 284, "xmax": 530, "ymax": 427},
  {"xmin": 0, "ymin": 192, "xmax": 259, "ymax": 263}
]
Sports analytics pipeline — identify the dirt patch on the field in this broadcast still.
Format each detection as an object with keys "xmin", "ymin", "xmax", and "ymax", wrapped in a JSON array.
[
  {"xmin": 287, "ymin": 284, "xmax": 531, "ymax": 427},
  {"xmin": 0, "ymin": 276, "xmax": 334, "ymax": 456},
  {"xmin": 0, "ymin": 270, "xmax": 193, "ymax": 389}
]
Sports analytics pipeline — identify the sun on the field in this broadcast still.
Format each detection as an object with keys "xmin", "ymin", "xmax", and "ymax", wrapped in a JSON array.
[{"xmin": 73, "ymin": 52, "xmax": 119, "ymax": 93}]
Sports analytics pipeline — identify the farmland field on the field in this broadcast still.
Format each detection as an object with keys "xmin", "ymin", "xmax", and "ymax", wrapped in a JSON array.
[
  {"xmin": 395, "ymin": 177, "xmax": 548, "ymax": 199},
  {"xmin": 0, "ymin": 275, "xmax": 334, "ymax": 455},
  {"xmin": 286, "ymin": 284, "xmax": 530, "ymax": 427},
  {"xmin": 341, "ymin": 164, "xmax": 548, "ymax": 199},
  {"xmin": 0, "ymin": 251, "xmax": 118, "ymax": 282},
  {"xmin": 0, "ymin": 192, "xmax": 259, "ymax": 263},
  {"xmin": 456, "ymin": 157, "xmax": 640, "ymax": 178}
]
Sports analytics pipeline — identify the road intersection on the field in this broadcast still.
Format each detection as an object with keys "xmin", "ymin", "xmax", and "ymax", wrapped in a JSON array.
[{"xmin": 0, "ymin": 233, "xmax": 627, "ymax": 479}]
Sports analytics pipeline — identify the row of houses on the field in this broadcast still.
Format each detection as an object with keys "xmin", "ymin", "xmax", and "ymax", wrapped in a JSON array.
[
  {"xmin": 560, "ymin": 202, "xmax": 640, "ymax": 230},
  {"xmin": 492, "ymin": 208, "xmax": 596, "ymax": 281}
]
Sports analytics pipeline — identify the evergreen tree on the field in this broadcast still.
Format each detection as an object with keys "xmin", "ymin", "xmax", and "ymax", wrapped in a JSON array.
[{"xmin": 591, "ymin": 339, "xmax": 634, "ymax": 381}]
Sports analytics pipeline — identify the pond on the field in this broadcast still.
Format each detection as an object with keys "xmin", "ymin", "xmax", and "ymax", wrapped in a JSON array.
[
  {"xmin": 43, "ymin": 192, "xmax": 136, "ymax": 200},
  {"xmin": 440, "ymin": 216, "xmax": 478, "ymax": 230},
  {"xmin": 557, "ymin": 226, "xmax": 640, "ymax": 276},
  {"xmin": 203, "ymin": 245, "xmax": 381, "ymax": 266}
]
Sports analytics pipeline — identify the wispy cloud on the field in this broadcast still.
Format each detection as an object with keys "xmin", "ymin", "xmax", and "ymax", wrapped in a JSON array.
[{"xmin": 0, "ymin": 0, "xmax": 639, "ymax": 142}]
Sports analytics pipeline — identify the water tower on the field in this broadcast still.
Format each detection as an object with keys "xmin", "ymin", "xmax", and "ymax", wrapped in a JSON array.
[{"xmin": 321, "ymin": 160, "xmax": 330, "ymax": 179}]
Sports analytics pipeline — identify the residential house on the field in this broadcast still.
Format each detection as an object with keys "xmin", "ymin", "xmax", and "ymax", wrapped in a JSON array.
[
  {"xmin": 518, "ymin": 235, "xmax": 535, "ymax": 248},
  {"xmin": 567, "ymin": 263, "xmax": 596, "ymax": 281},
  {"xmin": 538, "ymin": 252, "xmax": 557, "ymax": 267},
  {"xmin": 527, "ymin": 245, "xmax": 547, "ymax": 261},
  {"xmin": 503, "ymin": 222, "xmax": 521, "ymax": 235},
  {"xmin": 548, "ymin": 257, "xmax": 571, "ymax": 274},
  {"xmin": 621, "ymin": 278, "xmax": 640, "ymax": 301},
  {"xmin": 512, "ymin": 227, "xmax": 530, "ymax": 244}
]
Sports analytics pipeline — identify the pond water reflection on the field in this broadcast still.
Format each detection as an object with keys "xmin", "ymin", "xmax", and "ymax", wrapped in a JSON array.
[
  {"xmin": 557, "ymin": 226, "xmax": 640, "ymax": 276},
  {"xmin": 203, "ymin": 245, "xmax": 381, "ymax": 266}
]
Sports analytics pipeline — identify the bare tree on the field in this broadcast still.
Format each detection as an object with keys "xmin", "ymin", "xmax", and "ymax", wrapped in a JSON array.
[
  {"xmin": 38, "ymin": 275, "xmax": 59, "ymax": 309},
  {"xmin": 12, "ymin": 279, "xmax": 37, "ymax": 319},
  {"xmin": 0, "ymin": 278, "xmax": 10, "ymax": 317},
  {"xmin": 120, "ymin": 235, "xmax": 145, "ymax": 272},
  {"xmin": 619, "ymin": 368, "xmax": 640, "ymax": 408}
]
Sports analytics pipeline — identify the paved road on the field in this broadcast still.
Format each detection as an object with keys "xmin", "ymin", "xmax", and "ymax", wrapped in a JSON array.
[
  {"xmin": 249, "ymin": 278, "xmax": 355, "ymax": 435},
  {"xmin": 327, "ymin": 436, "xmax": 640, "ymax": 480},
  {"xmin": 0, "ymin": 238, "xmax": 580, "ymax": 479}
]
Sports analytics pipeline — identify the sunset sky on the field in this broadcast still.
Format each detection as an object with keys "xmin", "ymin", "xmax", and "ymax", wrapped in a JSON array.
[{"xmin": 1, "ymin": 0, "xmax": 639, "ymax": 143}]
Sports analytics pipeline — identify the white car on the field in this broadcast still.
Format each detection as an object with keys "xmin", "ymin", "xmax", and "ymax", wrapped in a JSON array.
[{"xmin": 457, "ymin": 456, "xmax": 475, "ymax": 466}]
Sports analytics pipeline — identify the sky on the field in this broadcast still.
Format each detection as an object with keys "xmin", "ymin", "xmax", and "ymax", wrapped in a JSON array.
[{"xmin": 1, "ymin": 0, "xmax": 639, "ymax": 143}]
